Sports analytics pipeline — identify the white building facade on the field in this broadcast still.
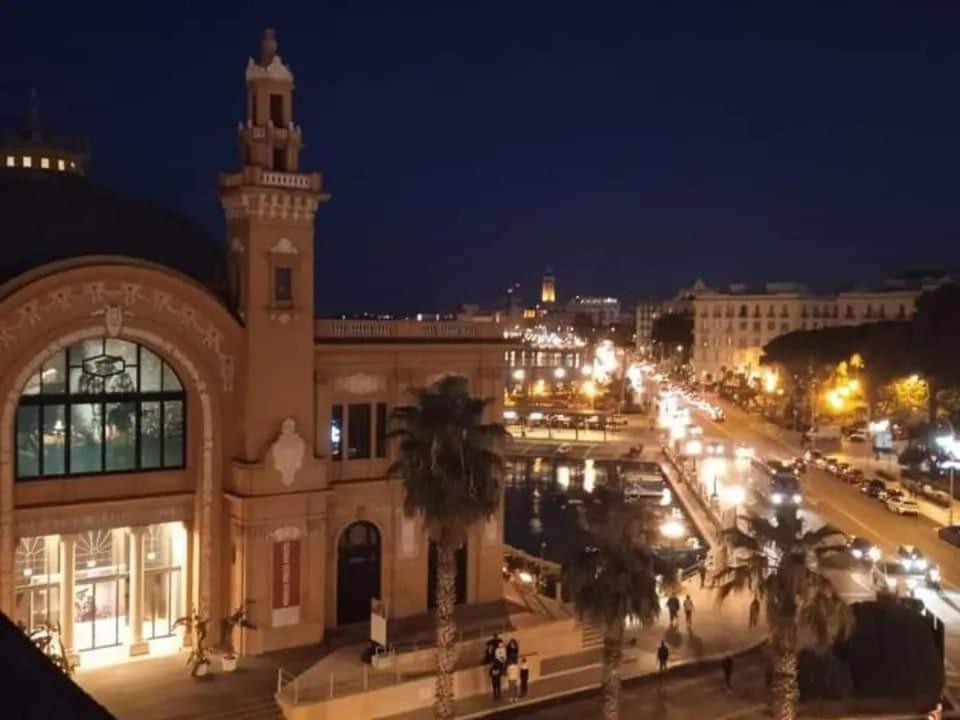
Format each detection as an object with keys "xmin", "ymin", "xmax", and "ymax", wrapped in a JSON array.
[{"xmin": 692, "ymin": 282, "xmax": 921, "ymax": 381}]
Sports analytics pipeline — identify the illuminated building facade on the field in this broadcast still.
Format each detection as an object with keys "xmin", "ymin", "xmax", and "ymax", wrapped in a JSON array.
[
  {"xmin": 0, "ymin": 30, "xmax": 507, "ymax": 667},
  {"xmin": 692, "ymin": 281, "xmax": 924, "ymax": 381}
]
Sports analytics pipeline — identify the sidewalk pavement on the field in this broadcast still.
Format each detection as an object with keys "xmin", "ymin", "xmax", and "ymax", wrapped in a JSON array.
[
  {"xmin": 76, "ymin": 598, "xmax": 528, "ymax": 720},
  {"xmin": 381, "ymin": 578, "xmax": 766, "ymax": 719}
]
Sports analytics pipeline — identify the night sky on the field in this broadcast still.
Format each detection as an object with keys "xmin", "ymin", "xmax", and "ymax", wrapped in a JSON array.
[{"xmin": 4, "ymin": 2, "xmax": 960, "ymax": 313}]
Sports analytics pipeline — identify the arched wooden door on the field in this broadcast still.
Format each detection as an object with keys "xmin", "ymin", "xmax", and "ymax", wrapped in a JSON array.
[{"xmin": 337, "ymin": 522, "xmax": 381, "ymax": 626}]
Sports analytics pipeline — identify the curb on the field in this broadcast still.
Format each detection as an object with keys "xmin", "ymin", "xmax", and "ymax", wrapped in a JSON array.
[{"xmin": 458, "ymin": 640, "xmax": 769, "ymax": 719}]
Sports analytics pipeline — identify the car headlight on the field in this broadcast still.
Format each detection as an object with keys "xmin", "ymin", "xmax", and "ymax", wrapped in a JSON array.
[
  {"xmin": 929, "ymin": 568, "xmax": 941, "ymax": 582},
  {"xmin": 851, "ymin": 549, "xmax": 863, "ymax": 559},
  {"xmin": 868, "ymin": 547, "xmax": 881, "ymax": 562},
  {"xmin": 771, "ymin": 493, "xmax": 783, "ymax": 505},
  {"xmin": 792, "ymin": 494, "xmax": 803, "ymax": 504}
]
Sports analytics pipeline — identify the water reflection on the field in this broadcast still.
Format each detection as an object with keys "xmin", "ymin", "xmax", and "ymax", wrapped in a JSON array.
[{"xmin": 504, "ymin": 456, "xmax": 705, "ymax": 574}]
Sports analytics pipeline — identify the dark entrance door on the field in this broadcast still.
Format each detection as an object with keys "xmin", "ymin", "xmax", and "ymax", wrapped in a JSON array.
[
  {"xmin": 427, "ymin": 540, "xmax": 467, "ymax": 609},
  {"xmin": 337, "ymin": 522, "xmax": 381, "ymax": 626}
]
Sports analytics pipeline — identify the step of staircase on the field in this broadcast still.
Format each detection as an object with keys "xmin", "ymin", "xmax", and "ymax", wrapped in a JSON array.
[
  {"xmin": 580, "ymin": 620, "xmax": 603, "ymax": 649},
  {"xmin": 170, "ymin": 695, "xmax": 282, "ymax": 720}
]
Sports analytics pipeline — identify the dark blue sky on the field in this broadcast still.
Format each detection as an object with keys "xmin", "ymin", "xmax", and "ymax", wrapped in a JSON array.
[{"xmin": 4, "ymin": 2, "xmax": 960, "ymax": 313}]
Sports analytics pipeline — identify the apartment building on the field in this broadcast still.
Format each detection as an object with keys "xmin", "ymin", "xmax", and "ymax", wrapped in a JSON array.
[{"xmin": 692, "ymin": 281, "xmax": 922, "ymax": 381}]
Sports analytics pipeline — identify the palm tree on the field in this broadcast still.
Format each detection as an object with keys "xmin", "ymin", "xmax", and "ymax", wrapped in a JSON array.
[
  {"xmin": 565, "ymin": 492, "xmax": 660, "ymax": 720},
  {"xmin": 717, "ymin": 509, "xmax": 854, "ymax": 720},
  {"xmin": 389, "ymin": 375, "xmax": 507, "ymax": 720}
]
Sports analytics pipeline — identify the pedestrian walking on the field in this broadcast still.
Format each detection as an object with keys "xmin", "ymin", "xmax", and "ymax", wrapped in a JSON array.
[
  {"xmin": 683, "ymin": 594, "xmax": 694, "ymax": 629},
  {"xmin": 506, "ymin": 660, "xmax": 520, "ymax": 702},
  {"xmin": 722, "ymin": 655, "xmax": 734, "ymax": 692},
  {"xmin": 519, "ymin": 657, "xmax": 530, "ymax": 697},
  {"xmin": 749, "ymin": 597, "xmax": 760, "ymax": 628},
  {"xmin": 489, "ymin": 662, "xmax": 502, "ymax": 701},
  {"xmin": 485, "ymin": 632, "xmax": 500, "ymax": 664},
  {"xmin": 666, "ymin": 593, "xmax": 680, "ymax": 626},
  {"xmin": 657, "ymin": 641, "xmax": 669, "ymax": 672},
  {"xmin": 698, "ymin": 562, "xmax": 707, "ymax": 588},
  {"xmin": 506, "ymin": 637, "xmax": 519, "ymax": 664}
]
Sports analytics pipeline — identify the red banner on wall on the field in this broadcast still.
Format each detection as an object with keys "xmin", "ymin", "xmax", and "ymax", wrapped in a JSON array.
[{"xmin": 273, "ymin": 539, "xmax": 301, "ymax": 610}]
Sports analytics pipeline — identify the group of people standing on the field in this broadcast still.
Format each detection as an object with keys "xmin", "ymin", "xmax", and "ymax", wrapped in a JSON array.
[{"xmin": 486, "ymin": 634, "xmax": 529, "ymax": 703}]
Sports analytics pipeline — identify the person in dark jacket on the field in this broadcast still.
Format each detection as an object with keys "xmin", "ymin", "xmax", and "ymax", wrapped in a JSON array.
[
  {"xmin": 506, "ymin": 637, "xmax": 520, "ymax": 664},
  {"xmin": 519, "ymin": 657, "xmax": 530, "ymax": 697},
  {"xmin": 489, "ymin": 661, "xmax": 503, "ymax": 700}
]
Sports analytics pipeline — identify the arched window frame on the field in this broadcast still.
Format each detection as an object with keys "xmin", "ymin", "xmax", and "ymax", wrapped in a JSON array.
[{"xmin": 15, "ymin": 337, "xmax": 187, "ymax": 480}]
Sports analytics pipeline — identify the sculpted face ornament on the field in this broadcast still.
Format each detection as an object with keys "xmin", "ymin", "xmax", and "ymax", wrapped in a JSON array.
[{"xmin": 271, "ymin": 417, "xmax": 305, "ymax": 486}]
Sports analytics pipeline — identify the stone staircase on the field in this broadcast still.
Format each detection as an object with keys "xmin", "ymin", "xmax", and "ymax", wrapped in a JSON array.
[
  {"xmin": 170, "ymin": 695, "xmax": 282, "ymax": 720},
  {"xmin": 580, "ymin": 620, "xmax": 603, "ymax": 650}
]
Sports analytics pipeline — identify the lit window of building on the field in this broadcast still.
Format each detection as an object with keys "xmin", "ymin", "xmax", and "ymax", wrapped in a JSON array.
[
  {"xmin": 40, "ymin": 157, "xmax": 50, "ymax": 169},
  {"xmin": 22, "ymin": 156, "xmax": 32, "ymax": 168},
  {"xmin": 57, "ymin": 159, "xmax": 66, "ymax": 171},
  {"xmin": 5, "ymin": 156, "xmax": 13, "ymax": 168}
]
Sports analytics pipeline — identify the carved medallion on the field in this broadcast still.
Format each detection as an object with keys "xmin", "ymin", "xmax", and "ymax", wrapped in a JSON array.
[{"xmin": 271, "ymin": 417, "xmax": 305, "ymax": 486}]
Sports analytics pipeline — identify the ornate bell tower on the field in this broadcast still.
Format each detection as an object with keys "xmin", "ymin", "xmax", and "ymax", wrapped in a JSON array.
[{"xmin": 219, "ymin": 29, "xmax": 330, "ymax": 463}]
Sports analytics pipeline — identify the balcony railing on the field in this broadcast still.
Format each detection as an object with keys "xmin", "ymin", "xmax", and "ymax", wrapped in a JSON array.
[{"xmin": 315, "ymin": 318, "xmax": 504, "ymax": 341}]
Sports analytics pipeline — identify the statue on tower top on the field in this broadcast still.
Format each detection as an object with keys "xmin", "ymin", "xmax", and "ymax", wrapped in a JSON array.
[{"xmin": 260, "ymin": 28, "xmax": 278, "ymax": 66}]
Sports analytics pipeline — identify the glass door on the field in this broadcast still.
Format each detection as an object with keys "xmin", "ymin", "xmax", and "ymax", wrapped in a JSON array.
[
  {"xmin": 144, "ymin": 568, "xmax": 180, "ymax": 639},
  {"xmin": 75, "ymin": 577, "xmax": 127, "ymax": 650}
]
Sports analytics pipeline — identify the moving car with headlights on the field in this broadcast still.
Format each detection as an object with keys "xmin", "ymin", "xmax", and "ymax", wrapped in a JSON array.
[
  {"xmin": 769, "ymin": 473, "xmax": 803, "ymax": 507},
  {"xmin": 885, "ymin": 491, "xmax": 919, "ymax": 516},
  {"xmin": 896, "ymin": 545, "xmax": 940, "ymax": 588},
  {"xmin": 871, "ymin": 559, "xmax": 920, "ymax": 597},
  {"xmin": 847, "ymin": 536, "xmax": 880, "ymax": 563}
]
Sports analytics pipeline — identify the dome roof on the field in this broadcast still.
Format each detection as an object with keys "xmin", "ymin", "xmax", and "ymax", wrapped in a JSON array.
[{"xmin": 0, "ymin": 167, "xmax": 226, "ymax": 293}]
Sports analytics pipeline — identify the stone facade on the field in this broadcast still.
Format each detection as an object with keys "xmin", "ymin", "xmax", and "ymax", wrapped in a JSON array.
[{"xmin": 0, "ymin": 30, "xmax": 509, "ymax": 665}]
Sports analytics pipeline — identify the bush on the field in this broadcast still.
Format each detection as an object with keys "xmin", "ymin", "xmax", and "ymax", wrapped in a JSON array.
[
  {"xmin": 799, "ymin": 649, "xmax": 854, "ymax": 700},
  {"xmin": 838, "ymin": 599, "xmax": 943, "ymax": 704}
]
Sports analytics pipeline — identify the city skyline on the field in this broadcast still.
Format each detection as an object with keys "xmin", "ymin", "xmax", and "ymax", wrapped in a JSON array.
[{"xmin": 4, "ymin": 2, "xmax": 960, "ymax": 313}]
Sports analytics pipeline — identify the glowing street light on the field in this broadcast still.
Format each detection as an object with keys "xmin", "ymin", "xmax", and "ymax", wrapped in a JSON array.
[
  {"xmin": 554, "ymin": 367, "xmax": 567, "ymax": 380},
  {"xmin": 659, "ymin": 519, "xmax": 686, "ymax": 539},
  {"xmin": 512, "ymin": 369, "xmax": 525, "ymax": 382}
]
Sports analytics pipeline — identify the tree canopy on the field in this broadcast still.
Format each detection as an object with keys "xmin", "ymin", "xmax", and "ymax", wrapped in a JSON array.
[{"xmin": 651, "ymin": 311, "xmax": 693, "ymax": 348}]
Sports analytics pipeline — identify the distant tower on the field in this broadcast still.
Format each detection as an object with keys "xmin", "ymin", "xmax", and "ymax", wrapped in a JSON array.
[{"xmin": 541, "ymin": 268, "xmax": 556, "ymax": 305}]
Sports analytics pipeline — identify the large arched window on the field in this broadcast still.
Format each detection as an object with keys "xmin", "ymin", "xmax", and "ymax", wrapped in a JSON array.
[{"xmin": 15, "ymin": 338, "xmax": 186, "ymax": 480}]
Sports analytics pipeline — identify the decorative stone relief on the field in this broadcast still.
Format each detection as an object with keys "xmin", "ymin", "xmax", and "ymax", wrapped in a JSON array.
[
  {"xmin": 399, "ymin": 510, "xmax": 417, "ymax": 558},
  {"xmin": 0, "ymin": 282, "xmax": 236, "ymax": 392},
  {"xmin": 334, "ymin": 372, "xmax": 385, "ymax": 395},
  {"xmin": 271, "ymin": 418, "xmax": 305, "ymax": 487},
  {"xmin": 269, "ymin": 237, "xmax": 299, "ymax": 255},
  {"xmin": 268, "ymin": 525, "xmax": 303, "ymax": 542}
]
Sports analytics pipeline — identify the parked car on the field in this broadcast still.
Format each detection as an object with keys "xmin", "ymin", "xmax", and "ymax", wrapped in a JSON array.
[
  {"xmin": 847, "ymin": 430, "xmax": 868, "ymax": 443},
  {"xmin": 861, "ymin": 479, "xmax": 887, "ymax": 500},
  {"xmin": 824, "ymin": 457, "xmax": 841, "ymax": 474},
  {"xmin": 886, "ymin": 491, "xmax": 919, "ymax": 516},
  {"xmin": 938, "ymin": 525, "xmax": 960, "ymax": 547},
  {"xmin": 833, "ymin": 461, "xmax": 851, "ymax": 477},
  {"xmin": 557, "ymin": 444, "xmax": 572, "ymax": 454},
  {"xmin": 843, "ymin": 467, "xmax": 865, "ymax": 484},
  {"xmin": 791, "ymin": 458, "xmax": 808, "ymax": 475},
  {"xmin": 847, "ymin": 536, "xmax": 880, "ymax": 563},
  {"xmin": 804, "ymin": 449, "xmax": 825, "ymax": 467}
]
